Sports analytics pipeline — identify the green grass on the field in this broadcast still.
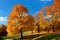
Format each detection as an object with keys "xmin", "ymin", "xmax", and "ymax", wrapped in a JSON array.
[
  {"xmin": 1, "ymin": 32, "xmax": 60, "ymax": 40},
  {"xmin": 0, "ymin": 32, "xmax": 36, "ymax": 39},
  {"xmin": 0, "ymin": 34, "xmax": 20, "ymax": 39},
  {"xmin": 32, "ymin": 34, "xmax": 60, "ymax": 40}
]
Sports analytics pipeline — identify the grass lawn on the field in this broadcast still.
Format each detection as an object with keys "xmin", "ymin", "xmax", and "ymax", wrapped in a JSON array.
[
  {"xmin": 0, "ymin": 31, "xmax": 39, "ymax": 39},
  {"xmin": 32, "ymin": 34, "xmax": 60, "ymax": 40},
  {"xmin": 1, "ymin": 31, "xmax": 60, "ymax": 40}
]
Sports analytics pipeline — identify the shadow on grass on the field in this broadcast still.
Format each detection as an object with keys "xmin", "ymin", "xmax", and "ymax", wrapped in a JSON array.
[
  {"xmin": 23, "ymin": 34, "xmax": 45, "ymax": 40},
  {"xmin": 0, "ymin": 36, "xmax": 3, "ymax": 40}
]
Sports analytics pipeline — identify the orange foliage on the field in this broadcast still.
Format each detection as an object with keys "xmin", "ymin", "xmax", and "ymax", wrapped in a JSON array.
[
  {"xmin": 7, "ymin": 4, "xmax": 35, "ymax": 36},
  {"xmin": 35, "ymin": 0, "xmax": 60, "ymax": 31},
  {"xmin": 8, "ymin": 4, "xmax": 28, "ymax": 20},
  {"xmin": 7, "ymin": 4, "xmax": 29, "ymax": 36},
  {"xmin": 0, "ymin": 24, "xmax": 7, "ymax": 35}
]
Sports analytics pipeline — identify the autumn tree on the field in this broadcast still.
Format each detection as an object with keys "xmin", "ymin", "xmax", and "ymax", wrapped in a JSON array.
[
  {"xmin": 35, "ymin": 0, "xmax": 60, "ymax": 32},
  {"xmin": 0, "ymin": 24, "xmax": 7, "ymax": 35},
  {"xmin": 34, "ymin": 8, "xmax": 46, "ymax": 32},
  {"xmin": 44, "ymin": 0, "xmax": 60, "ymax": 32},
  {"xmin": 6, "ymin": 4, "xmax": 35, "ymax": 39},
  {"xmin": 6, "ymin": 4, "xmax": 28, "ymax": 37},
  {"xmin": 36, "ymin": 22, "xmax": 40, "ymax": 33}
]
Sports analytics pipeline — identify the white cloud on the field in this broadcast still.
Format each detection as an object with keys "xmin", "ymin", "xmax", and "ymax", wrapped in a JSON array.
[{"xmin": 0, "ymin": 16, "xmax": 7, "ymax": 22}]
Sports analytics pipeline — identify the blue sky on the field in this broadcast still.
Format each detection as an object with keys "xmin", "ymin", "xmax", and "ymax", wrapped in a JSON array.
[{"xmin": 0, "ymin": 0, "xmax": 53, "ymax": 25}]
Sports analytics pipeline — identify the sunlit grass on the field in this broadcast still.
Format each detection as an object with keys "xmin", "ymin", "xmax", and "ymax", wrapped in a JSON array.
[
  {"xmin": 0, "ymin": 31, "xmax": 34, "ymax": 39},
  {"xmin": 32, "ymin": 34, "xmax": 60, "ymax": 40},
  {"xmin": 1, "ymin": 31, "xmax": 60, "ymax": 40}
]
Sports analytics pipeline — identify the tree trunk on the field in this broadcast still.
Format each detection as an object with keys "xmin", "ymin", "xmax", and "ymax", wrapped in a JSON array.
[
  {"xmin": 37, "ymin": 26, "xmax": 40, "ymax": 33},
  {"xmin": 31, "ymin": 29, "xmax": 33, "ymax": 34},
  {"xmin": 47, "ymin": 28, "xmax": 50, "ymax": 32},
  {"xmin": 20, "ymin": 29, "xmax": 23, "ymax": 40},
  {"xmin": 52, "ymin": 26, "xmax": 55, "ymax": 32}
]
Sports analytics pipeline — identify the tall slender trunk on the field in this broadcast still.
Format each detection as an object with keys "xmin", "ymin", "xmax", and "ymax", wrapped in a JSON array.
[
  {"xmin": 38, "ymin": 26, "xmax": 40, "ymax": 33},
  {"xmin": 20, "ymin": 28, "xmax": 23, "ymax": 40},
  {"xmin": 52, "ymin": 26, "xmax": 55, "ymax": 32}
]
